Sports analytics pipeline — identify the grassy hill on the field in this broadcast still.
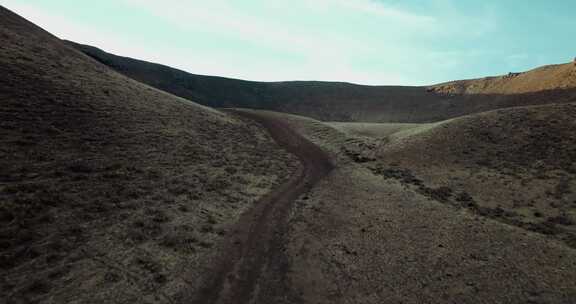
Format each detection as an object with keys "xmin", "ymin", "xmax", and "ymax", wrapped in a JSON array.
[
  {"xmin": 3, "ymin": 3, "xmax": 576, "ymax": 303},
  {"xmin": 0, "ymin": 6, "xmax": 297, "ymax": 303},
  {"xmin": 69, "ymin": 41, "xmax": 576, "ymax": 123},
  {"xmin": 323, "ymin": 100, "xmax": 576, "ymax": 247},
  {"xmin": 232, "ymin": 108, "xmax": 576, "ymax": 303},
  {"xmin": 64, "ymin": 42, "xmax": 456, "ymax": 123},
  {"xmin": 431, "ymin": 62, "xmax": 576, "ymax": 95},
  {"xmin": 351, "ymin": 103, "xmax": 576, "ymax": 248}
]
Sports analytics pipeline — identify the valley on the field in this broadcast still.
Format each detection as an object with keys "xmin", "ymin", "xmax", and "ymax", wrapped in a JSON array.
[{"xmin": 1, "ymin": 4, "xmax": 576, "ymax": 304}]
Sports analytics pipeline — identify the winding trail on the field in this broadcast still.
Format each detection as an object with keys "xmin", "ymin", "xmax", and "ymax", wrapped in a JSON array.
[{"xmin": 192, "ymin": 109, "xmax": 334, "ymax": 304}]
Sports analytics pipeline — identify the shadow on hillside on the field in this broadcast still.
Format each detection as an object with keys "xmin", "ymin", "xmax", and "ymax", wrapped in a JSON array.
[{"xmin": 68, "ymin": 40, "xmax": 576, "ymax": 123}]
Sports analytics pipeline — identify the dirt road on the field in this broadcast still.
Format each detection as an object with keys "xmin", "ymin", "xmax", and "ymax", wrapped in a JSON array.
[{"xmin": 190, "ymin": 109, "xmax": 334, "ymax": 304}]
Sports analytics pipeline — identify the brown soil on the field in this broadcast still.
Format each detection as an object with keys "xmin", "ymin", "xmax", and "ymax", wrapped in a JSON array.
[
  {"xmin": 188, "ymin": 109, "xmax": 333, "ymax": 304},
  {"xmin": 0, "ymin": 6, "xmax": 298, "ymax": 303},
  {"xmin": 258, "ymin": 110, "xmax": 576, "ymax": 304},
  {"xmin": 3, "ymin": 4, "xmax": 576, "ymax": 304},
  {"xmin": 372, "ymin": 103, "xmax": 576, "ymax": 248}
]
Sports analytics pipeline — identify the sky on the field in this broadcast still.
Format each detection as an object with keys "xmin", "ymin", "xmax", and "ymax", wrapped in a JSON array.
[{"xmin": 2, "ymin": 0, "xmax": 575, "ymax": 85}]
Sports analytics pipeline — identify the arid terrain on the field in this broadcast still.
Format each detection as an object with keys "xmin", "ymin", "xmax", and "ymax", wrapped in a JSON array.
[
  {"xmin": 67, "ymin": 41, "xmax": 576, "ymax": 123},
  {"xmin": 2, "ymin": 4, "xmax": 576, "ymax": 304},
  {"xmin": 268, "ymin": 106, "xmax": 576, "ymax": 303},
  {"xmin": 0, "ymin": 6, "xmax": 299, "ymax": 303}
]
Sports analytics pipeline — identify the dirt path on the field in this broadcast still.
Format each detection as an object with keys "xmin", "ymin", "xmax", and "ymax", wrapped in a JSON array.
[{"xmin": 190, "ymin": 109, "xmax": 334, "ymax": 304}]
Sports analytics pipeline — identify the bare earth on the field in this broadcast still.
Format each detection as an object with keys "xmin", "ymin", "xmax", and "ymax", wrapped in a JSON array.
[
  {"xmin": 175, "ymin": 109, "xmax": 576, "ymax": 304},
  {"xmin": 188, "ymin": 109, "xmax": 333, "ymax": 304},
  {"xmin": 2, "ymin": 5, "xmax": 576, "ymax": 304}
]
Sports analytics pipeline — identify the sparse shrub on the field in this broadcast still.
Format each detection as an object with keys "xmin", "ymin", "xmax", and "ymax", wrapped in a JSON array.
[
  {"xmin": 200, "ymin": 225, "xmax": 214, "ymax": 233},
  {"xmin": 146, "ymin": 209, "xmax": 171, "ymax": 223},
  {"xmin": 547, "ymin": 215, "xmax": 574, "ymax": 226},
  {"xmin": 205, "ymin": 178, "xmax": 231, "ymax": 192},
  {"xmin": 554, "ymin": 179, "xmax": 572, "ymax": 199},
  {"xmin": 198, "ymin": 240, "xmax": 212, "ymax": 248},
  {"xmin": 123, "ymin": 187, "xmax": 145, "ymax": 199},
  {"xmin": 26, "ymin": 279, "xmax": 51, "ymax": 295},
  {"xmin": 146, "ymin": 169, "xmax": 162, "ymax": 180},
  {"xmin": 67, "ymin": 161, "xmax": 95, "ymax": 174},
  {"xmin": 160, "ymin": 235, "xmax": 180, "ymax": 248},
  {"xmin": 422, "ymin": 186, "xmax": 453, "ymax": 202},
  {"xmin": 206, "ymin": 215, "xmax": 217, "ymax": 225},
  {"xmin": 154, "ymin": 274, "xmax": 167, "ymax": 285},
  {"xmin": 134, "ymin": 257, "xmax": 162, "ymax": 275},
  {"xmin": 224, "ymin": 166, "xmax": 238, "ymax": 175},
  {"xmin": 168, "ymin": 183, "xmax": 189, "ymax": 196},
  {"xmin": 371, "ymin": 167, "xmax": 422, "ymax": 186},
  {"xmin": 104, "ymin": 272, "xmax": 121, "ymax": 283},
  {"xmin": 129, "ymin": 219, "xmax": 162, "ymax": 241},
  {"xmin": 564, "ymin": 235, "xmax": 576, "ymax": 248},
  {"xmin": 526, "ymin": 221, "xmax": 561, "ymax": 235},
  {"xmin": 455, "ymin": 191, "xmax": 474, "ymax": 203},
  {"xmin": 178, "ymin": 205, "xmax": 189, "ymax": 212}
]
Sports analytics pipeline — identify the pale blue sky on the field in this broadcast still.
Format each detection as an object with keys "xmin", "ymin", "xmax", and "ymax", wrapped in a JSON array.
[{"xmin": 3, "ymin": 0, "xmax": 575, "ymax": 85}]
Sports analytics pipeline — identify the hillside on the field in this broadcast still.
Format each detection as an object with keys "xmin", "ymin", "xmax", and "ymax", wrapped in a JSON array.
[
  {"xmin": 0, "ymin": 6, "xmax": 298, "ymax": 303},
  {"xmin": 328, "ymin": 102, "xmax": 576, "ymax": 248},
  {"xmin": 342, "ymin": 103, "xmax": 576, "ymax": 248},
  {"xmin": 64, "ymin": 42, "xmax": 452, "ymax": 123},
  {"xmin": 3, "ymin": 3, "xmax": 576, "ymax": 303},
  {"xmin": 69, "ymin": 41, "xmax": 576, "ymax": 123},
  {"xmin": 227, "ymin": 109, "xmax": 576, "ymax": 303},
  {"xmin": 431, "ymin": 62, "xmax": 576, "ymax": 95}
]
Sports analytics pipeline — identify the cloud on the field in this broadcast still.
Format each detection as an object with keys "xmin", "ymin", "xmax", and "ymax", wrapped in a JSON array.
[
  {"xmin": 122, "ymin": 0, "xmax": 362, "ymax": 55},
  {"xmin": 1, "ymin": 0, "xmax": 166, "ymax": 63},
  {"xmin": 119, "ymin": 0, "xmax": 453, "ymax": 84},
  {"xmin": 315, "ymin": 0, "xmax": 438, "ymax": 27},
  {"xmin": 3, "ymin": 0, "xmax": 503, "ymax": 85}
]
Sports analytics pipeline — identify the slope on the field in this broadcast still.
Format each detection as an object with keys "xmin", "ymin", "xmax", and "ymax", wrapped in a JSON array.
[
  {"xmin": 0, "ymin": 6, "xmax": 298, "ymax": 303},
  {"xmin": 226, "ymin": 109, "xmax": 576, "ymax": 303},
  {"xmin": 431, "ymin": 62, "xmax": 576, "ymax": 95},
  {"xmin": 372, "ymin": 103, "xmax": 576, "ymax": 247},
  {"xmin": 65, "ymin": 41, "xmax": 456, "ymax": 123},
  {"xmin": 69, "ymin": 41, "xmax": 576, "ymax": 123}
]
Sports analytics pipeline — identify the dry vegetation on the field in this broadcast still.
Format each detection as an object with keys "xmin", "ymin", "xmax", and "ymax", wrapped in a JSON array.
[
  {"xmin": 328, "ymin": 122, "xmax": 427, "ymax": 140},
  {"xmin": 371, "ymin": 103, "xmax": 576, "ymax": 247},
  {"xmin": 241, "ymin": 108, "xmax": 576, "ymax": 303},
  {"xmin": 2, "ymin": 3, "xmax": 576, "ymax": 303},
  {"xmin": 431, "ymin": 62, "xmax": 576, "ymax": 95},
  {"xmin": 0, "ymin": 7, "xmax": 297, "ymax": 303},
  {"xmin": 68, "ymin": 42, "xmax": 576, "ymax": 123}
]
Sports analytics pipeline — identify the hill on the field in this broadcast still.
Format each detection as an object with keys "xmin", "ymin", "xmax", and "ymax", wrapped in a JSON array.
[
  {"xmin": 0, "ymin": 6, "xmax": 297, "ymax": 303},
  {"xmin": 226, "ymin": 108, "xmax": 576, "ymax": 303},
  {"xmin": 327, "ymin": 102, "xmax": 576, "ymax": 248},
  {"xmin": 347, "ymin": 103, "xmax": 576, "ymax": 248},
  {"xmin": 431, "ymin": 62, "xmax": 576, "ymax": 95},
  {"xmin": 68, "ymin": 41, "xmax": 576, "ymax": 123},
  {"xmin": 66, "ymin": 41, "xmax": 453, "ymax": 122},
  {"xmin": 3, "ymin": 4, "xmax": 576, "ymax": 303}
]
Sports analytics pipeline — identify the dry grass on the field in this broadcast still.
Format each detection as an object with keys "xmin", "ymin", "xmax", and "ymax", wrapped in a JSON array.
[
  {"xmin": 328, "ymin": 122, "xmax": 427, "ymax": 138},
  {"xmin": 3, "ymin": 4, "xmax": 576, "ymax": 303},
  {"xmin": 371, "ymin": 103, "xmax": 576, "ymax": 247},
  {"xmin": 431, "ymin": 62, "xmax": 576, "ymax": 95},
  {"xmin": 242, "ymin": 109, "xmax": 576, "ymax": 303},
  {"xmin": 68, "ymin": 41, "xmax": 576, "ymax": 123},
  {"xmin": 0, "ymin": 7, "xmax": 298, "ymax": 303}
]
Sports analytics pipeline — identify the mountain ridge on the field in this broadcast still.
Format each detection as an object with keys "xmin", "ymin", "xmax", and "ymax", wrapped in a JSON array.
[{"xmin": 67, "ymin": 40, "xmax": 576, "ymax": 123}]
